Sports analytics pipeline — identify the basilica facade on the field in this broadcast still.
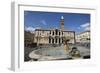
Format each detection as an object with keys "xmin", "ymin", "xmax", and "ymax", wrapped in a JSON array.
[{"xmin": 34, "ymin": 16, "xmax": 75, "ymax": 45}]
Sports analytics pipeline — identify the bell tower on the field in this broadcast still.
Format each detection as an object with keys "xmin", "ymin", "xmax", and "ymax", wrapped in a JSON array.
[{"xmin": 60, "ymin": 16, "xmax": 64, "ymax": 31}]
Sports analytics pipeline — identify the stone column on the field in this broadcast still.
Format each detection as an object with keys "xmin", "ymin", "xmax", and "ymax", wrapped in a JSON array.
[
  {"xmin": 51, "ymin": 38, "xmax": 52, "ymax": 44},
  {"xmin": 60, "ymin": 38, "xmax": 61, "ymax": 44},
  {"xmin": 57, "ymin": 38, "xmax": 58, "ymax": 44},
  {"xmin": 54, "ymin": 38, "xmax": 55, "ymax": 44}
]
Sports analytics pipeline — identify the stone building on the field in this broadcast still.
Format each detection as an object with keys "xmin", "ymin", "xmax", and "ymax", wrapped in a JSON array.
[
  {"xmin": 33, "ymin": 16, "xmax": 75, "ymax": 45},
  {"xmin": 76, "ymin": 31, "xmax": 90, "ymax": 44}
]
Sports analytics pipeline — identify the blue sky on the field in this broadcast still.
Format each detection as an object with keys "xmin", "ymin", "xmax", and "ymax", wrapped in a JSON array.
[{"xmin": 24, "ymin": 11, "xmax": 90, "ymax": 33}]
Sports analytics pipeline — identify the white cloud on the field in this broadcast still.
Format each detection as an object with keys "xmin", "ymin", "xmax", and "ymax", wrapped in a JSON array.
[
  {"xmin": 80, "ymin": 23, "xmax": 90, "ymax": 28},
  {"xmin": 25, "ymin": 26, "xmax": 35, "ymax": 32},
  {"xmin": 78, "ymin": 22, "xmax": 90, "ymax": 31},
  {"xmin": 25, "ymin": 26, "xmax": 41, "ymax": 33},
  {"xmin": 84, "ymin": 26, "xmax": 90, "ymax": 31},
  {"xmin": 40, "ymin": 20, "xmax": 47, "ymax": 25}
]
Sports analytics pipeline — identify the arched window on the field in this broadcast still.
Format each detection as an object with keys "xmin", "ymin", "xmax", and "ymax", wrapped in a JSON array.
[
  {"xmin": 55, "ymin": 29, "xmax": 58, "ymax": 35},
  {"xmin": 53, "ymin": 31, "xmax": 54, "ymax": 35},
  {"xmin": 62, "ymin": 32, "xmax": 63, "ymax": 35},
  {"xmin": 55, "ymin": 38, "xmax": 57, "ymax": 43},
  {"xmin": 62, "ymin": 38, "xmax": 63, "ymax": 43},
  {"xmin": 59, "ymin": 38, "xmax": 60, "ymax": 44},
  {"xmin": 49, "ymin": 38, "xmax": 51, "ymax": 43},
  {"xmin": 52, "ymin": 38, "xmax": 54, "ymax": 44},
  {"xmin": 50, "ymin": 31, "xmax": 51, "ymax": 34},
  {"xmin": 59, "ymin": 31, "xmax": 60, "ymax": 35}
]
